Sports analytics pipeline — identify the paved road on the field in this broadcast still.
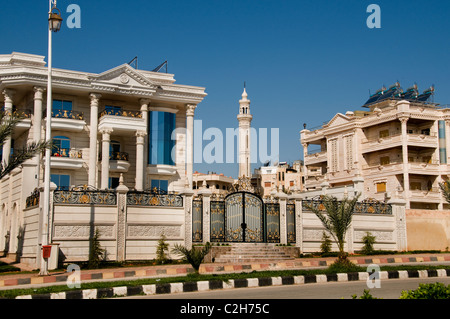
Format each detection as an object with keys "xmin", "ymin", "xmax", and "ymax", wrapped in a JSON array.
[{"xmin": 124, "ymin": 277, "xmax": 450, "ymax": 300}]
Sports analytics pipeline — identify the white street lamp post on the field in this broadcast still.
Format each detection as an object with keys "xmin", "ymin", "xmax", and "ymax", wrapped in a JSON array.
[{"xmin": 39, "ymin": 0, "xmax": 63, "ymax": 276}]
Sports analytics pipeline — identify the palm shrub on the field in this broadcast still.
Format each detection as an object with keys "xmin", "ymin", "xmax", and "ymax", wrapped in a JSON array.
[
  {"xmin": 361, "ymin": 232, "xmax": 376, "ymax": 255},
  {"xmin": 304, "ymin": 194, "xmax": 360, "ymax": 265},
  {"xmin": 0, "ymin": 111, "xmax": 51, "ymax": 179},
  {"xmin": 439, "ymin": 181, "xmax": 450, "ymax": 204},
  {"xmin": 171, "ymin": 242, "xmax": 211, "ymax": 274}
]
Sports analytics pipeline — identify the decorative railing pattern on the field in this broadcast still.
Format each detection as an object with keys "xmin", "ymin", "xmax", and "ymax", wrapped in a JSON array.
[
  {"xmin": 286, "ymin": 203, "xmax": 296, "ymax": 243},
  {"xmin": 98, "ymin": 152, "xmax": 130, "ymax": 162},
  {"xmin": 53, "ymin": 185, "xmax": 117, "ymax": 205},
  {"xmin": 52, "ymin": 109, "xmax": 84, "ymax": 120},
  {"xmin": 302, "ymin": 197, "xmax": 392, "ymax": 215},
  {"xmin": 52, "ymin": 148, "xmax": 83, "ymax": 159},
  {"xmin": 210, "ymin": 200, "xmax": 225, "ymax": 242},
  {"xmin": 26, "ymin": 188, "xmax": 40, "ymax": 209},
  {"xmin": 99, "ymin": 109, "xmax": 142, "ymax": 118},
  {"xmin": 126, "ymin": 190, "xmax": 183, "ymax": 207}
]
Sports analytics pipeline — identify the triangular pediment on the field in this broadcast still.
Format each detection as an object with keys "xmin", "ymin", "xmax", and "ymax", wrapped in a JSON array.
[
  {"xmin": 326, "ymin": 113, "xmax": 351, "ymax": 127},
  {"xmin": 90, "ymin": 64, "xmax": 156, "ymax": 88}
]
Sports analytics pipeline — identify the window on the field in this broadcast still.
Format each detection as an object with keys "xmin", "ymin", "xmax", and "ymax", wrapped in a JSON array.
[
  {"xmin": 410, "ymin": 182, "xmax": 421, "ymax": 191},
  {"xmin": 149, "ymin": 111, "xmax": 176, "ymax": 165},
  {"xmin": 110, "ymin": 140, "xmax": 121, "ymax": 160},
  {"xmin": 52, "ymin": 136, "xmax": 71, "ymax": 157},
  {"xmin": 151, "ymin": 179, "xmax": 168, "ymax": 192},
  {"xmin": 51, "ymin": 174, "xmax": 70, "ymax": 190},
  {"xmin": 290, "ymin": 181, "xmax": 294, "ymax": 187},
  {"xmin": 109, "ymin": 177, "xmax": 120, "ymax": 189},
  {"xmin": 422, "ymin": 156, "xmax": 432, "ymax": 164},
  {"xmin": 264, "ymin": 182, "xmax": 271, "ymax": 188},
  {"xmin": 421, "ymin": 128, "xmax": 430, "ymax": 136},
  {"xmin": 379, "ymin": 130, "xmax": 389, "ymax": 138},
  {"xmin": 52, "ymin": 100, "xmax": 73, "ymax": 118},
  {"xmin": 104, "ymin": 105, "xmax": 122, "ymax": 116},
  {"xmin": 380, "ymin": 156, "xmax": 390, "ymax": 165},
  {"xmin": 376, "ymin": 182, "xmax": 386, "ymax": 193}
]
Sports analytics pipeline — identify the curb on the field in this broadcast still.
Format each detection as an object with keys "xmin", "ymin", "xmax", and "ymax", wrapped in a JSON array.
[{"xmin": 15, "ymin": 268, "xmax": 450, "ymax": 299}]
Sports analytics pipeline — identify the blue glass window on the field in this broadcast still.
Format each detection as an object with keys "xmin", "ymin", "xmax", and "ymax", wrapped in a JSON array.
[
  {"xmin": 52, "ymin": 136, "xmax": 71, "ymax": 157},
  {"xmin": 52, "ymin": 100, "xmax": 73, "ymax": 118},
  {"xmin": 151, "ymin": 179, "xmax": 168, "ymax": 192},
  {"xmin": 51, "ymin": 174, "xmax": 70, "ymax": 190},
  {"xmin": 149, "ymin": 111, "xmax": 176, "ymax": 165},
  {"xmin": 105, "ymin": 105, "xmax": 122, "ymax": 116}
]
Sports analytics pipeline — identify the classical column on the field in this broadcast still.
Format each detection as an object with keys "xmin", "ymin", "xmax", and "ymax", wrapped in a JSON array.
[
  {"xmin": 186, "ymin": 104, "xmax": 196, "ymax": 189},
  {"xmin": 100, "ymin": 128, "xmax": 113, "ymax": 189},
  {"xmin": 89, "ymin": 93, "xmax": 101, "ymax": 187},
  {"xmin": 302, "ymin": 143, "xmax": 308, "ymax": 180},
  {"xmin": 399, "ymin": 116, "xmax": 410, "ymax": 209},
  {"xmin": 140, "ymin": 99, "xmax": 150, "ymax": 188},
  {"xmin": 135, "ymin": 130, "xmax": 147, "ymax": 191},
  {"xmin": 33, "ymin": 87, "xmax": 45, "ymax": 143},
  {"xmin": 2, "ymin": 89, "xmax": 15, "ymax": 166}
]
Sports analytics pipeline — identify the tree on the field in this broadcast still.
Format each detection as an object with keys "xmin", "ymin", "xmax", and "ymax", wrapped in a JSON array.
[
  {"xmin": 304, "ymin": 194, "xmax": 360, "ymax": 264},
  {"xmin": 439, "ymin": 180, "xmax": 450, "ymax": 204},
  {"xmin": 171, "ymin": 243, "xmax": 211, "ymax": 274},
  {"xmin": 361, "ymin": 232, "xmax": 376, "ymax": 255},
  {"xmin": 156, "ymin": 234, "xmax": 169, "ymax": 264},
  {"xmin": 0, "ymin": 111, "xmax": 51, "ymax": 179},
  {"xmin": 88, "ymin": 228, "xmax": 105, "ymax": 269}
]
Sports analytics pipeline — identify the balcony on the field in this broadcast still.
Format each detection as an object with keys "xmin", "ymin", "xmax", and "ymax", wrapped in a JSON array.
[
  {"xmin": 11, "ymin": 109, "xmax": 32, "ymax": 138},
  {"xmin": 304, "ymin": 150, "xmax": 327, "ymax": 165},
  {"xmin": 99, "ymin": 152, "xmax": 131, "ymax": 173},
  {"xmin": 44, "ymin": 109, "xmax": 86, "ymax": 132},
  {"xmin": 400, "ymin": 188, "xmax": 442, "ymax": 203},
  {"xmin": 361, "ymin": 132, "xmax": 438, "ymax": 154},
  {"xmin": 50, "ymin": 148, "xmax": 84, "ymax": 170},
  {"xmin": 362, "ymin": 160, "xmax": 440, "ymax": 176},
  {"xmin": 98, "ymin": 109, "xmax": 146, "ymax": 135}
]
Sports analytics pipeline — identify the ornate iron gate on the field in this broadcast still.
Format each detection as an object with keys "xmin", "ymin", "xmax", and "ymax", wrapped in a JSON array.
[
  {"xmin": 286, "ymin": 202, "xmax": 296, "ymax": 243},
  {"xmin": 210, "ymin": 199, "xmax": 225, "ymax": 242},
  {"xmin": 265, "ymin": 202, "xmax": 280, "ymax": 243},
  {"xmin": 192, "ymin": 197, "xmax": 203, "ymax": 243},
  {"xmin": 225, "ymin": 192, "xmax": 264, "ymax": 243}
]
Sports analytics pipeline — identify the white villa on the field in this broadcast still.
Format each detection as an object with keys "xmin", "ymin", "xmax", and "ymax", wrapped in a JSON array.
[{"xmin": 0, "ymin": 52, "xmax": 206, "ymax": 266}]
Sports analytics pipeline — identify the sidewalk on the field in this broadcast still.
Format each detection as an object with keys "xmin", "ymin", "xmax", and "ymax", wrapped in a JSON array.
[{"xmin": 1, "ymin": 253, "xmax": 449, "ymax": 290}]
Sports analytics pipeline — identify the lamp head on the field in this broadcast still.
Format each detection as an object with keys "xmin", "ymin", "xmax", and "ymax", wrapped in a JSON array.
[{"xmin": 48, "ymin": 8, "xmax": 63, "ymax": 32}]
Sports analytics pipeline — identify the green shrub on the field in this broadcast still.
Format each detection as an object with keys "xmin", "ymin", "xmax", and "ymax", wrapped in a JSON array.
[
  {"xmin": 400, "ymin": 283, "xmax": 450, "ymax": 299},
  {"xmin": 156, "ymin": 234, "xmax": 169, "ymax": 265},
  {"xmin": 320, "ymin": 231, "xmax": 332, "ymax": 255},
  {"xmin": 171, "ymin": 242, "xmax": 211, "ymax": 274},
  {"xmin": 352, "ymin": 289, "xmax": 379, "ymax": 299},
  {"xmin": 88, "ymin": 228, "xmax": 105, "ymax": 269},
  {"xmin": 361, "ymin": 232, "xmax": 376, "ymax": 255}
]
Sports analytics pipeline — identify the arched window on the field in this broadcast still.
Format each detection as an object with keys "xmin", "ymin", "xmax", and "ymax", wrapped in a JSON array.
[{"xmin": 52, "ymin": 136, "xmax": 70, "ymax": 157}]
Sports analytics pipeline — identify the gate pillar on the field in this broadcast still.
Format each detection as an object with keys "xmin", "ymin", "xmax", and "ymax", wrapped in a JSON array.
[
  {"xmin": 277, "ymin": 192, "xmax": 288, "ymax": 245},
  {"xmin": 199, "ymin": 188, "xmax": 211, "ymax": 244}
]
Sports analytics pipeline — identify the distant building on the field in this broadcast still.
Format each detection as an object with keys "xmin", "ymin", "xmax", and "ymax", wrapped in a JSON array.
[
  {"xmin": 253, "ymin": 161, "xmax": 303, "ymax": 197},
  {"xmin": 192, "ymin": 171, "xmax": 235, "ymax": 196},
  {"xmin": 301, "ymin": 82, "xmax": 449, "ymax": 209}
]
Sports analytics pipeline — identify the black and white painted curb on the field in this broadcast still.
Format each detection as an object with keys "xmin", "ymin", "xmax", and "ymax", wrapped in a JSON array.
[{"xmin": 15, "ymin": 269, "xmax": 450, "ymax": 299}]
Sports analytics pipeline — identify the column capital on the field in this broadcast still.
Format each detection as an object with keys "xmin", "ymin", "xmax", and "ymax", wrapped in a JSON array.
[
  {"xmin": 186, "ymin": 104, "xmax": 197, "ymax": 117},
  {"xmin": 398, "ymin": 115, "xmax": 410, "ymax": 124},
  {"xmin": 100, "ymin": 127, "xmax": 113, "ymax": 136},
  {"xmin": 2, "ymin": 88, "xmax": 16, "ymax": 102},
  {"xmin": 33, "ymin": 86, "xmax": 46, "ymax": 97},
  {"xmin": 89, "ymin": 93, "xmax": 102, "ymax": 104},
  {"xmin": 139, "ymin": 98, "xmax": 151, "ymax": 107},
  {"xmin": 136, "ymin": 130, "xmax": 147, "ymax": 138}
]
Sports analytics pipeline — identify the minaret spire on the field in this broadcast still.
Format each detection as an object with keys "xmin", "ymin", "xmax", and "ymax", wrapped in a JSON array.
[{"xmin": 237, "ymin": 85, "xmax": 253, "ymax": 178}]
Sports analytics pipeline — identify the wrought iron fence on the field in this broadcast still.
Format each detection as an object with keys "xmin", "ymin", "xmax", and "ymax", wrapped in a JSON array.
[
  {"xmin": 192, "ymin": 199, "xmax": 203, "ymax": 243},
  {"xmin": 210, "ymin": 200, "xmax": 225, "ymax": 242},
  {"xmin": 99, "ymin": 109, "xmax": 142, "ymax": 118},
  {"xmin": 302, "ymin": 197, "xmax": 392, "ymax": 215},
  {"xmin": 286, "ymin": 203, "xmax": 296, "ymax": 243},
  {"xmin": 53, "ymin": 185, "xmax": 117, "ymax": 205},
  {"xmin": 51, "ymin": 109, "xmax": 84, "ymax": 120},
  {"xmin": 127, "ymin": 189, "xmax": 183, "ymax": 207}
]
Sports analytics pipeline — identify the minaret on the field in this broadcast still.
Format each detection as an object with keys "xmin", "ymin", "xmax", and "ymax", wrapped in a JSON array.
[{"xmin": 237, "ymin": 86, "xmax": 253, "ymax": 178}]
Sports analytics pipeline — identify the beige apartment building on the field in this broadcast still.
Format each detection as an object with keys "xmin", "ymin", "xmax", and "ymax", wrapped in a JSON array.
[
  {"xmin": 253, "ymin": 161, "xmax": 303, "ymax": 197},
  {"xmin": 301, "ymin": 83, "xmax": 450, "ymax": 210},
  {"xmin": 192, "ymin": 171, "xmax": 235, "ymax": 196}
]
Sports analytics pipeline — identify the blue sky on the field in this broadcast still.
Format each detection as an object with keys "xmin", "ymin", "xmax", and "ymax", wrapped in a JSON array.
[{"xmin": 2, "ymin": 0, "xmax": 450, "ymax": 178}]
